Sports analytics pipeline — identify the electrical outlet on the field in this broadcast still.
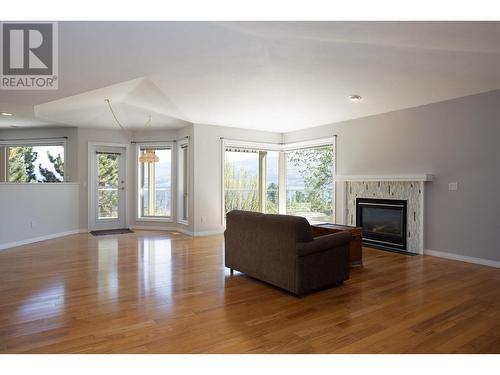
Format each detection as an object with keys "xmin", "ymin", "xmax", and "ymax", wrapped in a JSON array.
[
  {"xmin": 448, "ymin": 182, "xmax": 458, "ymax": 191},
  {"xmin": 30, "ymin": 220, "xmax": 36, "ymax": 228},
  {"xmin": 201, "ymin": 216, "xmax": 205, "ymax": 223}
]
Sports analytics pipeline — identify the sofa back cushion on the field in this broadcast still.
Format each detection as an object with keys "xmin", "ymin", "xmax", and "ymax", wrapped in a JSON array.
[{"xmin": 225, "ymin": 210, "xmax": 313, "ymax": 243}]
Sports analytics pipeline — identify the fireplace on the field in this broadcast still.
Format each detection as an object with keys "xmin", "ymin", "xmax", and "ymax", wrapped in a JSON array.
[{"xmin": 356, "ymin": 198, "xmax": 407, "ymax": 251}]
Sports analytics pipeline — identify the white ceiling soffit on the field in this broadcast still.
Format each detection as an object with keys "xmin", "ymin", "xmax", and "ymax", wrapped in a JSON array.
[
  {"xmin": 34, "ymin": 78, "xmax": 192, "ymax": 130},
  {"xmin": 1, "ymin": 21, "xmax": 500, "ymax": 132}
]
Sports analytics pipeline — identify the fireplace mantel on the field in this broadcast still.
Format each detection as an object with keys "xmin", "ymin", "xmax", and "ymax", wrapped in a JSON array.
[{"xmin": 334, "ymin": 174, "xmax": 433, "ymax": 182}]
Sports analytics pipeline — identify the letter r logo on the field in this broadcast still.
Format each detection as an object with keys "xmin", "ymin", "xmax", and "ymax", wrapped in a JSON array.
[{"xmin": 2, "ymin": 23, "xmax": 53, "ymax": 75}]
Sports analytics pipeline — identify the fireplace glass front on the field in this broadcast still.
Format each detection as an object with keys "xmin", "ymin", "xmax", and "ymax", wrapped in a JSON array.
[{"xmin": 356, "ymin": 198, "xmax": 407, "ymax": 251}]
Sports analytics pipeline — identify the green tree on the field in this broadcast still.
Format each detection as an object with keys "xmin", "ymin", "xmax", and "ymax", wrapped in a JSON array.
[
  {"xmin": 39, "ymin": 151, "xmax": 64, "ymax": 182},
  {"xmin": 97, "ymin": 154, "xmax": 119, "ymax": 217},
  {"xmin": 49, "ymin": 151, "xmax": 64, "ymax": 179},
  {"xmin": 8, "ymin": 147, "xmax": 38, "ymax": 182},
  {"xmin": 288, "ymin": 146, "xmax": 334, "ymax": 219},
  {"xmin": 224, "ymin": 163, "xmax": 259, "ymax": 214}
]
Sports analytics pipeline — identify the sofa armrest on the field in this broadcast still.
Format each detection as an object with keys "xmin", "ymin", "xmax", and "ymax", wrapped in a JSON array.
[{"xmin": 296, "ymin": 231, "xmax": 352, "ymax": 257}]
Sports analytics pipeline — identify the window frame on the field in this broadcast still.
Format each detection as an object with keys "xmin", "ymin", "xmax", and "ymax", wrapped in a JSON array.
[
  {"xmin": 0, "ymin": 138, "xmax": 67, "ymax": 183},
  {"xmin": 135, "ymin": 142, "xmax": 174, "ymax": 222},
  {"xmin": 284, "ymin": 142, "xmax": 336, "ymax": 224},
  {"xmin": 221, "ymin": 137, "xmax": 336, "ymax": 224},
  {"xmin": 177, "ymin": 138, "xmax": 189, "ymax": 225}
]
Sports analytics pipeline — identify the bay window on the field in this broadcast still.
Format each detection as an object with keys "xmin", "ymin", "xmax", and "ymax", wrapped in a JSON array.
[
  {"xmin": 137, "ymin": 144, "xmax": 172, "ymax": 219},
  {"xmin": 222, "ymin": 137, "xmax": 335, "ymax": 224}
]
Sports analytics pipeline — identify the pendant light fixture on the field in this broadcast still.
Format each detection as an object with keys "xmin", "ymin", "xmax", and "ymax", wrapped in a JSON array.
[{"xmin": 139, "ymin": 149, "xmax": 160, "ymax": 163}]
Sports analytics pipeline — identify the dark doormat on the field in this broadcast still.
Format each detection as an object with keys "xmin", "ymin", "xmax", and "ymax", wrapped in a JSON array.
[{"xmin": 90, "ymin": 228, "xmax": 134, "ymax": 236}]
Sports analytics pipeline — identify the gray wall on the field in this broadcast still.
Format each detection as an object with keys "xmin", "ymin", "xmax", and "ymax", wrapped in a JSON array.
[{"xmin": 284, "ymin": 89, "xmax": 500, "ymax": 262}]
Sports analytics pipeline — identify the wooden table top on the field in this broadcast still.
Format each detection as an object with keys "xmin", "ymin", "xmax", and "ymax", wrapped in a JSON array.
[{"xmin": 312, "ymin": 223, "xmax": 362, "ymax": 231}]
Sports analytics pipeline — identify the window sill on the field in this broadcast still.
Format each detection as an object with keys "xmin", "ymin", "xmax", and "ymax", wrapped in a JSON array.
[{"xmin": 0, "ymin": 182, "xmax": 80, "ymax": 186}]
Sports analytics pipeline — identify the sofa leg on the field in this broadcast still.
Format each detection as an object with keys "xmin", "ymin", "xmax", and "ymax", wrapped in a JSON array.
[{"xmin": 230, "ymin": 268, "xmax": 234, "ymax": 275}]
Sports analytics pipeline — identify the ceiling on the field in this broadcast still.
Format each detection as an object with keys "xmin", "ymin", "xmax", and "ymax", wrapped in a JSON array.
[{"xmin": 2, "ymin": 21, "xmax": 500, "ymax": 132}]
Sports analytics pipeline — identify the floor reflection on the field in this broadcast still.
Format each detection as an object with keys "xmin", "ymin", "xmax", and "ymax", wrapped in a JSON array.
[
  {"xmin": 16, "ymin": 280, "xmax": 65, "ymax": 322},
  {"xmin": 97, "ymin": 237, "xmax": 119, "ymax": 302},
  {"xmin": 138, "ymin": 237, "xmax": 173, "ymax": 308}
]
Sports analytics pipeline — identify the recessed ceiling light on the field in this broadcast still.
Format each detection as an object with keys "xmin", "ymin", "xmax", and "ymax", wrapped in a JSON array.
[
  {"xmin": 1, "ymin": 112, "xmax": 13, "ymax": 116},
  {"xmin": 348, "ymin": 95, "xmax": 362, "ymax": 103}
]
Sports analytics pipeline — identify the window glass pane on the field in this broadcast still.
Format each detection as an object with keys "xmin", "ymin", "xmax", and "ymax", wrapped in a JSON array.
[
  {"xmin": 139, "ymin": 147, "xmax": 171, "ymax": 217},
  {"xmin": 97, "ymin": 153, "xmax": 119, "ymax": 219},
  {"xmin": 286, "ymin": 145, "xmax": 334, "ymax": 223},
  {"xmin": 98, "ymin": 190, "xmax": 118, "ymax": 218},
  {"xmin": 7, "ymin": 145, "xmax": 64, "ymax": 183},
  {"xmin": 266, "ymin": 151, "xmax": 279, "ymax": 214},
  {"xmin": 224, "ymin": 150, "xmax": 259, "ymax": 214},
  {"xmin": 181, "ymin": 145, "xmax": 188, "ymax": 220}
]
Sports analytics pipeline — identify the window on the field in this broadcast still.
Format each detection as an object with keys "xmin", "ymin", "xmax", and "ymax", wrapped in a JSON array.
[
  {"xmin": 97, "ymin": 152, "xmax": 120, "ymax": 219},
  {"xmin": 222, "ymin": 138, "xmax": 335, "ymax": 223},
  {"xmin": 177, "ymin": 140, "xmax": 189, "ymax": 223},
  {"xmin": 224, "ymin": 145, "xmax": 279, "ymax": 215},
  {"xmin": 0, "ymin": 140, "xmax": 65, "ymax": 183},
  {"xmin": 137, "ymin": 144, "xmax": 172, "ymax": 219},
  {"xmin": 286, "ymin": 144, "xmax": 334, "ymax": 223}
]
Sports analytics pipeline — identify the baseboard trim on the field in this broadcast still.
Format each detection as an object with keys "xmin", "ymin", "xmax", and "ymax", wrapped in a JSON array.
[
  {"xmin": 193, "ymin": 230, "xmax": 225, "ymax": 237},
  {"xmin": 130, "ymin": 226, "xmax": 223, "ymax": 237},
  {"xmin": 130, "ymin": 226, "xmax": 195, "ymax": 236},
  {"xmin": 176, "ymin": 227, "xmax": 194, "ymax": 236},
  {"xmin": 131, "ymin": 225, "xmax": 177, "ymax": 231},
  {"xmin": 130, "ymin": 227, "xmax": 222, "ymax": 237},
  {"xmin": 424, "ymin": 249, "xmax": 500, "ymax": 269},
  {"xmin": 0, "ymin": 229, "xmax": 84, "ymax": 251}
]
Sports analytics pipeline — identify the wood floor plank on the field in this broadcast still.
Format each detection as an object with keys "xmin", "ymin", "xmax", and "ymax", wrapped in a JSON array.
[{"xmin": 0, "ymin": 230, "xmax": 499, "ymax": 353}]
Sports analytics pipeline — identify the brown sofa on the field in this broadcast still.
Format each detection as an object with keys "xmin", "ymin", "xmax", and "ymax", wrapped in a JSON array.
[{"xmin": 224, "ymin": 210, "xmax": 352, "ymax": 295}]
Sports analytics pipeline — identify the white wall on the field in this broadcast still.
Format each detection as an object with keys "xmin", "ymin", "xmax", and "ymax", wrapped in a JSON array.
[
  {"xmin": 284, "ymin": 89, "xmax": 500, "ymax": 263},
  {"xmin": 0, "ymin": 183, "xmax": 80, "ymax": 248},
  {"xmin": 192, "ymin": 124, "xmax": 282, "ymax": 234}
]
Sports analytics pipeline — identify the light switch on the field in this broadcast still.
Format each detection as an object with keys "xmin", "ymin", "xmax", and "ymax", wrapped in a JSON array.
[{"xmin": 448, "ymin": 182, "xmax": 458, "ymax": 191}]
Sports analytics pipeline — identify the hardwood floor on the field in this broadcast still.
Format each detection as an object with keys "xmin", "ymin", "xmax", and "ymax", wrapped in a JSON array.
[{"xmin": 0, "ymin": 230, "xmax": 499, "ymax": 353}]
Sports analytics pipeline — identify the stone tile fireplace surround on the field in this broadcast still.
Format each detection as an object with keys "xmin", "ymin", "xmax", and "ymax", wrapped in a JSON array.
[{"xmin": 335, "ymin": 175, "xmax": 433, "ymax": 254}]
